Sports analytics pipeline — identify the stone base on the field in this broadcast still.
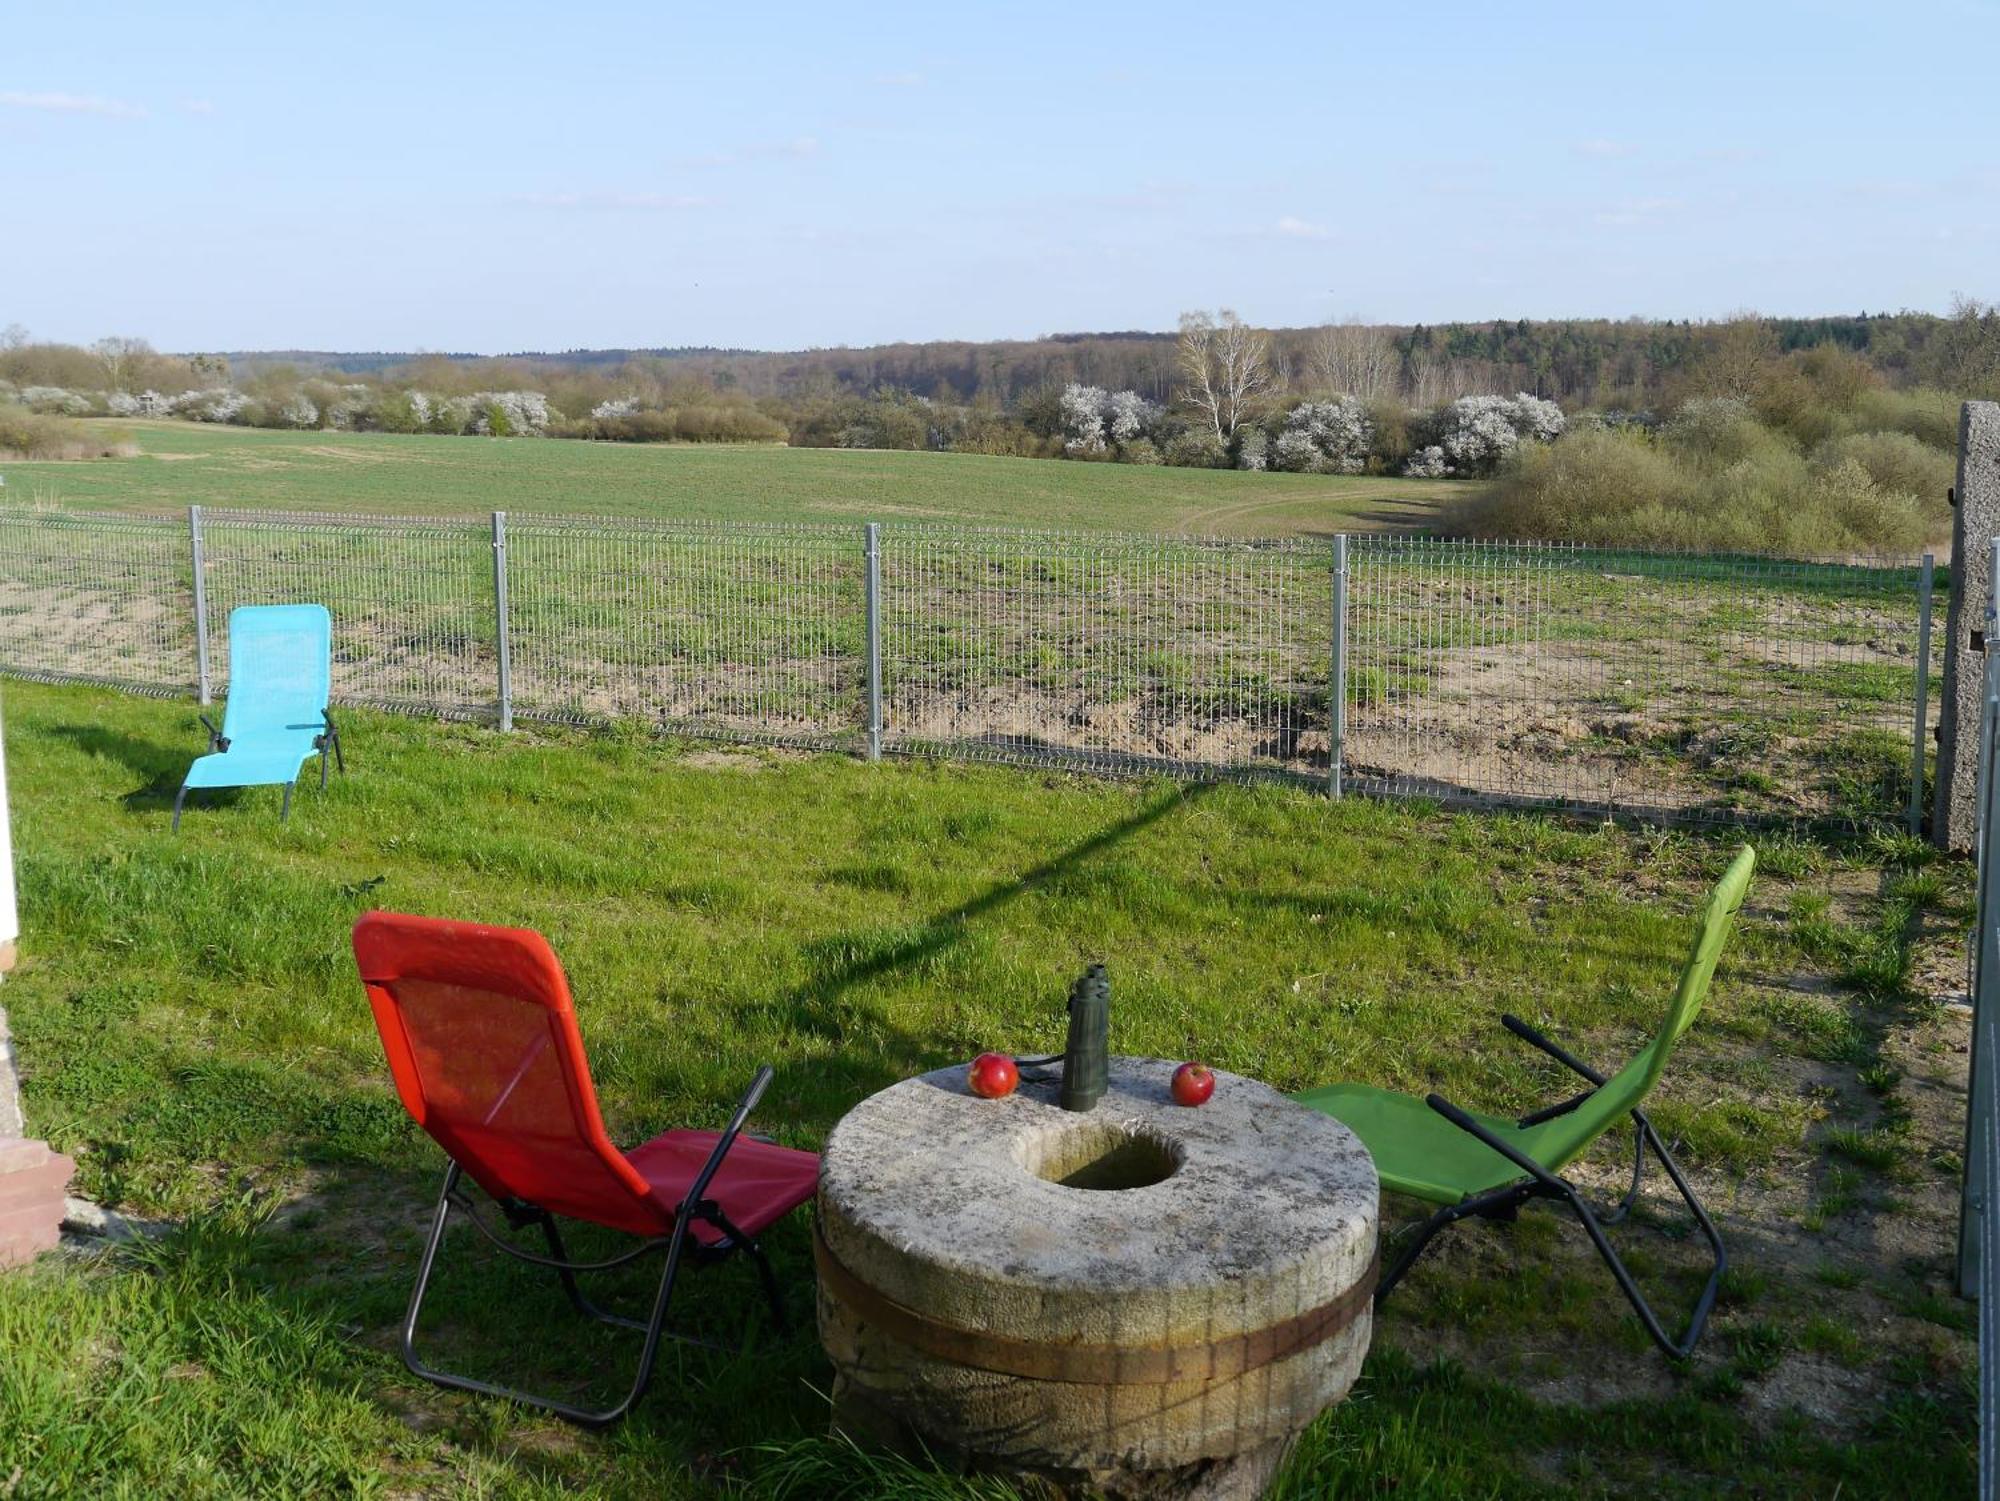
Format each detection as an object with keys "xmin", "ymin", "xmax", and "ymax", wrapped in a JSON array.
[
  {"xmin": 833, "ymin": 1375, "xmax": 1297, "ymax": 1500},
  {"xmin": 0, "ymin": 1139, "xmax": 77, "ymax": 1268}
]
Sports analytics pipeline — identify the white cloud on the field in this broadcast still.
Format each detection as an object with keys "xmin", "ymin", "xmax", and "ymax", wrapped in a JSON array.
[
  {"xmin": 1575, "ymin": 138, "xmax": 1635, "ymax": 158},
  {"xmin": 519, "ymin": 190, "xmax": 711, "ymax": 211},
  {"xmin": 0, "ymin": 90, "xmax": 146, "ymax": 120},
  {"xmin": 1275, "ymin": 215, "xmax": 1333, "ymax": 240}
]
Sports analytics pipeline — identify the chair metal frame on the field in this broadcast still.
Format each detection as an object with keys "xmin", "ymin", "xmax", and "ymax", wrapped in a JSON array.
[
  {"xmin": 173, "ymin": 708, "xmax": 343, "ymax": 830},
  {"xmin": 399, "ymin": 1065, "xmax": 790, "ymax": 1429},
  {"xmin": 1376, "ymin": 1013, "xmax": 1726, "ymax": 1361}
]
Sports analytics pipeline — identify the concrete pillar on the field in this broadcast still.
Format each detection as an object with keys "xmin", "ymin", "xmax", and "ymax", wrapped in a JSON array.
[{"xmin": 1933, "ymin": 402, "xmax": 2000, "ymax": 851}]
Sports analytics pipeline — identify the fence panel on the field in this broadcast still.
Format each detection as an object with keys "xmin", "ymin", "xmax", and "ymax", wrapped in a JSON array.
[
  {"xmin": 198, "ymin": 509, "xmax": 494, "ymax": 718},
  {"xmin": 0, "ymin": 504, "xmax": 1941, "ymax": 830},
  {"xmin": 503, "ymin": 515, "xmax": 863, "ymax": 748},
  {"xmin": 0, "ymin": 508, "xmax": 193, "ymax": 694},
  {"xmin": 1347, "ymin": 540, "xmax": 1934, "ymax": 825},
  {"xmin": 879, "ymin": 527, "xmax": 1331, "ymax": 780}
]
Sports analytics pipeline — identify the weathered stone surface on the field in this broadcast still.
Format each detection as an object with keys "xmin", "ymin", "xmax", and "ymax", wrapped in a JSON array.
[
  {"xmin": 818, "ymin": 1057, "xmax": 1377, "ymax": 1498},
  {"xmin": 1934, "ymin": 401, "xmax": 2000, "ymax": 850}
]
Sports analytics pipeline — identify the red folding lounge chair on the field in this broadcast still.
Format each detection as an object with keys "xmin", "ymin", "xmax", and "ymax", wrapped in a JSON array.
[{"xmin": 353, "ymin": 910, "xmax": 821, "ymax": 1427}]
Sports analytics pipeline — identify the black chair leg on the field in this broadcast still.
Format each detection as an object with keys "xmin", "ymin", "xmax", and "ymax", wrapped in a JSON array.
[
  {"xmin": 172, "ymin": 785, "xmax": 189, "ymax": 833},
  {"xmin": 400, "ymin": 1165, "xmax": 686, "ymax": 1428},
  {"xmin": 747, "ymin": 1239, "xmax": 787, "ymax": 1333},
  {"xmin": 1418, "ymin": 1095, "xmax": 1727, "ymax": 1360},
  {"xmin": 1376, "ymin": 1185, "xmax": 1530, "ymax": 1305},
  {"xmin": 281, "ymin": 783, "xmax": 293, "ymax": 821},
  {"xmin": 320, "ymin": 746, "xmax": 330, "ymax": 791}
]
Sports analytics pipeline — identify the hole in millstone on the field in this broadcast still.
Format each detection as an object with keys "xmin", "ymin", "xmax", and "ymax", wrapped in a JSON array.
[{"xmin": 1016, "ymin": 1121, "xmax": 1184, "ymax": 1191}]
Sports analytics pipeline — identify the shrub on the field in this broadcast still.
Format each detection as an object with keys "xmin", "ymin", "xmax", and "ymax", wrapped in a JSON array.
[
  {"xmin": 1366, "ymin": 400, "xmax": 1412, "ymax": 472},
  {"xmin": 1466, "ymin": 427, "xmax": 1688, "ymax": 542},
  {"xmin": 1464, "ymin": 419, "xmax": 1939, "ymax": 557},
  {"xmin": 1164, "ymin": 429, "xmax": 1226, "ymax": 468},
  {"xmin": 1852, "ymin": 386, "xmax": 1962, "ymax": 451},
  {"xmin": 1270, "ymin": 399, "xmax": 1371, "ymax": 473},
  {"xmin": 1813, "ymin": 431, "xmax": 1953, "ymax": 508},
  {"xmin": 1662, "ymin": 398, "xmax": 1794, "ymax": 472},
  {"xmin": 1060, "ymin": 382, "xmax": 1109, "ymax": 454},
  {"xmin": 0, "ymin": 403, "xmax": 135, "ymax": 459},
  {"xmin": 1404, "ymin": 445, "xmax": 1450, "ymax": 478},
  {"xmin": 1121, "ymin": 437, "xmax": 1163, "ymax": 465},
  {"xmin": 1405, "ymin": 393, "xmax": 1565, "ymax": 476}
]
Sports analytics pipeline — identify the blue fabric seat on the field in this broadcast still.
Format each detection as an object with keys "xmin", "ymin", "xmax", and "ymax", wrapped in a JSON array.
[{"xmin": 174, "ymin": 605, "xmax": 343, "ymax": 829}]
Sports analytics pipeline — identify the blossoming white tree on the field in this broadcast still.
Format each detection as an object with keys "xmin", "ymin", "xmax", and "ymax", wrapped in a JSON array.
[
  {"xmin": 1404, "ymin": 393, "xmax": 1566, "ymax": 476},
  {"xmin": 1271, "ymin": 399, "xmax": 1374, "ymax": 474},
  {"xmin": 1177, "ymin": 309, "xmax": 1269, "ymax": 445}
]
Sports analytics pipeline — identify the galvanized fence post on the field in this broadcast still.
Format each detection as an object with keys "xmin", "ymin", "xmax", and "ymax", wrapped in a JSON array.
[
  {"xmin": 189, "ymin": 504, "xmax": 212, "ymax": 705},
  {"xmin": 1329, "ymin": 533, "xmax": 1348, "ymax": 798},
  {"xmin": 491, "ymin": 511, "xmax": 513, "ymax": 732},
  {"xmin": 864, "ymin": 522, "xmax": 883, "ymax": 761},
  {"xmin": 1910, "ymin": 552, "xmax": 1936, "ymax": 835}
]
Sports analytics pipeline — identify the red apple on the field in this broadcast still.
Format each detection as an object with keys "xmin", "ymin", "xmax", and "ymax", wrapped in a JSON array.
[
  {"xmin": 1171, "ymin": 1061, "xmax": 1216, "ymax": 1107},
  {"xmin": 967, "ymin": 1052, "xmax": 1020, "ymax": 1099}
]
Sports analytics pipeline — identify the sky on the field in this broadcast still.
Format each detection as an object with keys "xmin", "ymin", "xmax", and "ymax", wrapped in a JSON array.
[{"xmin": 2, "ymin": 0, "xmax": 1997, "ymax": 354}]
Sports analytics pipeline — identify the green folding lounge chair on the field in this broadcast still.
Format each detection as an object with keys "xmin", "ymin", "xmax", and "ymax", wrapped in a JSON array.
[
  {"xmin": 174, "ymin": 604, "xmax": 343, "ymax": 831},
  {"xmin": 1294, "ymin": 845, "xmax": 1755, "ymax": 1359}
]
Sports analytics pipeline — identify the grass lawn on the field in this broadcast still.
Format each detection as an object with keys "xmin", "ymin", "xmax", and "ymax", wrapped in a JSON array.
[
  {"xmin": 0, "ymin": 421, "xmax": 1472, "ymax": 535},
  {"xmin": 0, "ymin": 680, "xmax": 1977, "ymax": 1497}
]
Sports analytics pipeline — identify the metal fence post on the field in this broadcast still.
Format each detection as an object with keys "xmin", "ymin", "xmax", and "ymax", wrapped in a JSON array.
[
  {"xmin": 1329, "ymin": 533, "xmax": 1348, "ymax": 799},
  {"xmin": 491, "ymin": 511, "xmax": 513, "ymax": 732},
  {"xmin": 1910, "ymin": 552, "xmax": 1936, "ymax": 835},
  {"xmin": 864, "ymin": 522, "xmax": 883, "ymax": 761},
  {"xmin": 189, "ymin": 504, "xmax": 212, "ymax": 705}
]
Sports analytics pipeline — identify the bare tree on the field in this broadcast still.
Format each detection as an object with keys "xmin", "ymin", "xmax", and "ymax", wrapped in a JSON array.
[
  {"xmin": 1407, "ymin": 349, "xmax": 1469, "ymax": 406},
  {"xmin": 93, "ymin": 336, "xmax": 154, "ymax": 393},
  {"xmin": 1177, "ymin": 309, "xmax": 1270, "ymax": 444},
  {"xmin": 1308, "ymin": 318, "xmax": 1396, "ymax": 401},
  {"xmin": 0, "ymin": 323, "xmax": 27, "ymax": 351}
]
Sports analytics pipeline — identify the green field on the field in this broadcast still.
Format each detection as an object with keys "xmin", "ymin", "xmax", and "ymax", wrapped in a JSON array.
[
  {"xmin": 0, "ymin": 421, "xmax": 1470, "ymax": 534},
  {"xmin": 0, "ymin": 681, "xmax": 1974, "ymax": 1497}
]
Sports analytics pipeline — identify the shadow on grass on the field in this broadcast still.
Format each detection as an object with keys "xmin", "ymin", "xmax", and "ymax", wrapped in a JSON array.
[
  {"xmin": 774, "ymin": 782, "xmax": 1213, "ymax": 1105},
  {"xmin": 47, "ymin": 721, "xmax": 208, "ymax": 814}
]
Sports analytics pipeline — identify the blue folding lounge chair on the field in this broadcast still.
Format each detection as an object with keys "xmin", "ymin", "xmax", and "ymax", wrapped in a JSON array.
[{"xmin": 175, "ymin": 604, "xmax": 343, "ymax": 831}]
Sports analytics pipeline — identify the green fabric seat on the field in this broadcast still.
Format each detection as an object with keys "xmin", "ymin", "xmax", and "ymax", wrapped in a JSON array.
[
  {"xmin": 1293, "ymin": 845, "xmax": 1756, "ymax": 1358},
  {"xmin": 1293, "ymin": 1085, "xmax": 1536, "ymax": 1202}
]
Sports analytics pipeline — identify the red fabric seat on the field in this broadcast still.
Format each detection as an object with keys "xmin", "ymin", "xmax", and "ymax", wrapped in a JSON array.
[
  {"xmin": 625, "ymin": 1130, "xmax": 822, "ymax": 1246},
  {"xmin": 351, "ymin": 909, "xmax": 819, "ymax": 1427}
]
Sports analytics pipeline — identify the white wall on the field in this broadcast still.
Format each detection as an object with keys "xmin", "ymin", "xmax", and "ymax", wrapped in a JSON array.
[{"xmin": 0, "ymin": 692, "xmax": 16, "ymax": 969}]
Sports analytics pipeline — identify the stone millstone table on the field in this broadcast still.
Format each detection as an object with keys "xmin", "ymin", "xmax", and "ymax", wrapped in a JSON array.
[{"xmin": 816, "ymin": 1057, "xmax": 1379, "ymax": 1500}]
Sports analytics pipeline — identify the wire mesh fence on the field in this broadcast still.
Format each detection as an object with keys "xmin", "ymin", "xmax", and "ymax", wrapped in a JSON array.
[
  {"xmin": 879, "ymin": 527, "xmax": 1331, "ymax": 778},
  {"xmin": 0, "ymin": 503, "xmax": 1942, "ymax": 829},
  {"xmin": 1345, "ymin": 539, "xmax": 1935, "ymax": 824},
  {"xmin": 197, "ymin": 509, "xmax": 495, "ymax": 719},
  {"xmin": 503, "ymin": 515, "xmax": 861, "ymax": 747},
  {"xmin": 0, "ymin": 509, "xmax": 194, "ymax": 694}
]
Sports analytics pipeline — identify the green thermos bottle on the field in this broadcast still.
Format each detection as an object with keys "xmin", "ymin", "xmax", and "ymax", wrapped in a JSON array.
[{"xmin": 1060, "ymin": 963, "xmax": 1110, "ymax": 1113}]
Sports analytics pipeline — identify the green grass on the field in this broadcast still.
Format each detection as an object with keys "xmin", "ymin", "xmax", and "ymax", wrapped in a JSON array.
[
  {"xmin": 0, "ymin": 420, "xmax": 1471, "ymax": 535},
  {"xmin": 0, "ymin": 680, "xmax": 1974, "ymax": 1497}
]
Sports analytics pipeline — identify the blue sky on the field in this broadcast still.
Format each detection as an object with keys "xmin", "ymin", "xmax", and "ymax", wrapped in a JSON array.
[{"xmin": 3, "ymin": 0, "xmax": 1996, "ymax": 353}]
